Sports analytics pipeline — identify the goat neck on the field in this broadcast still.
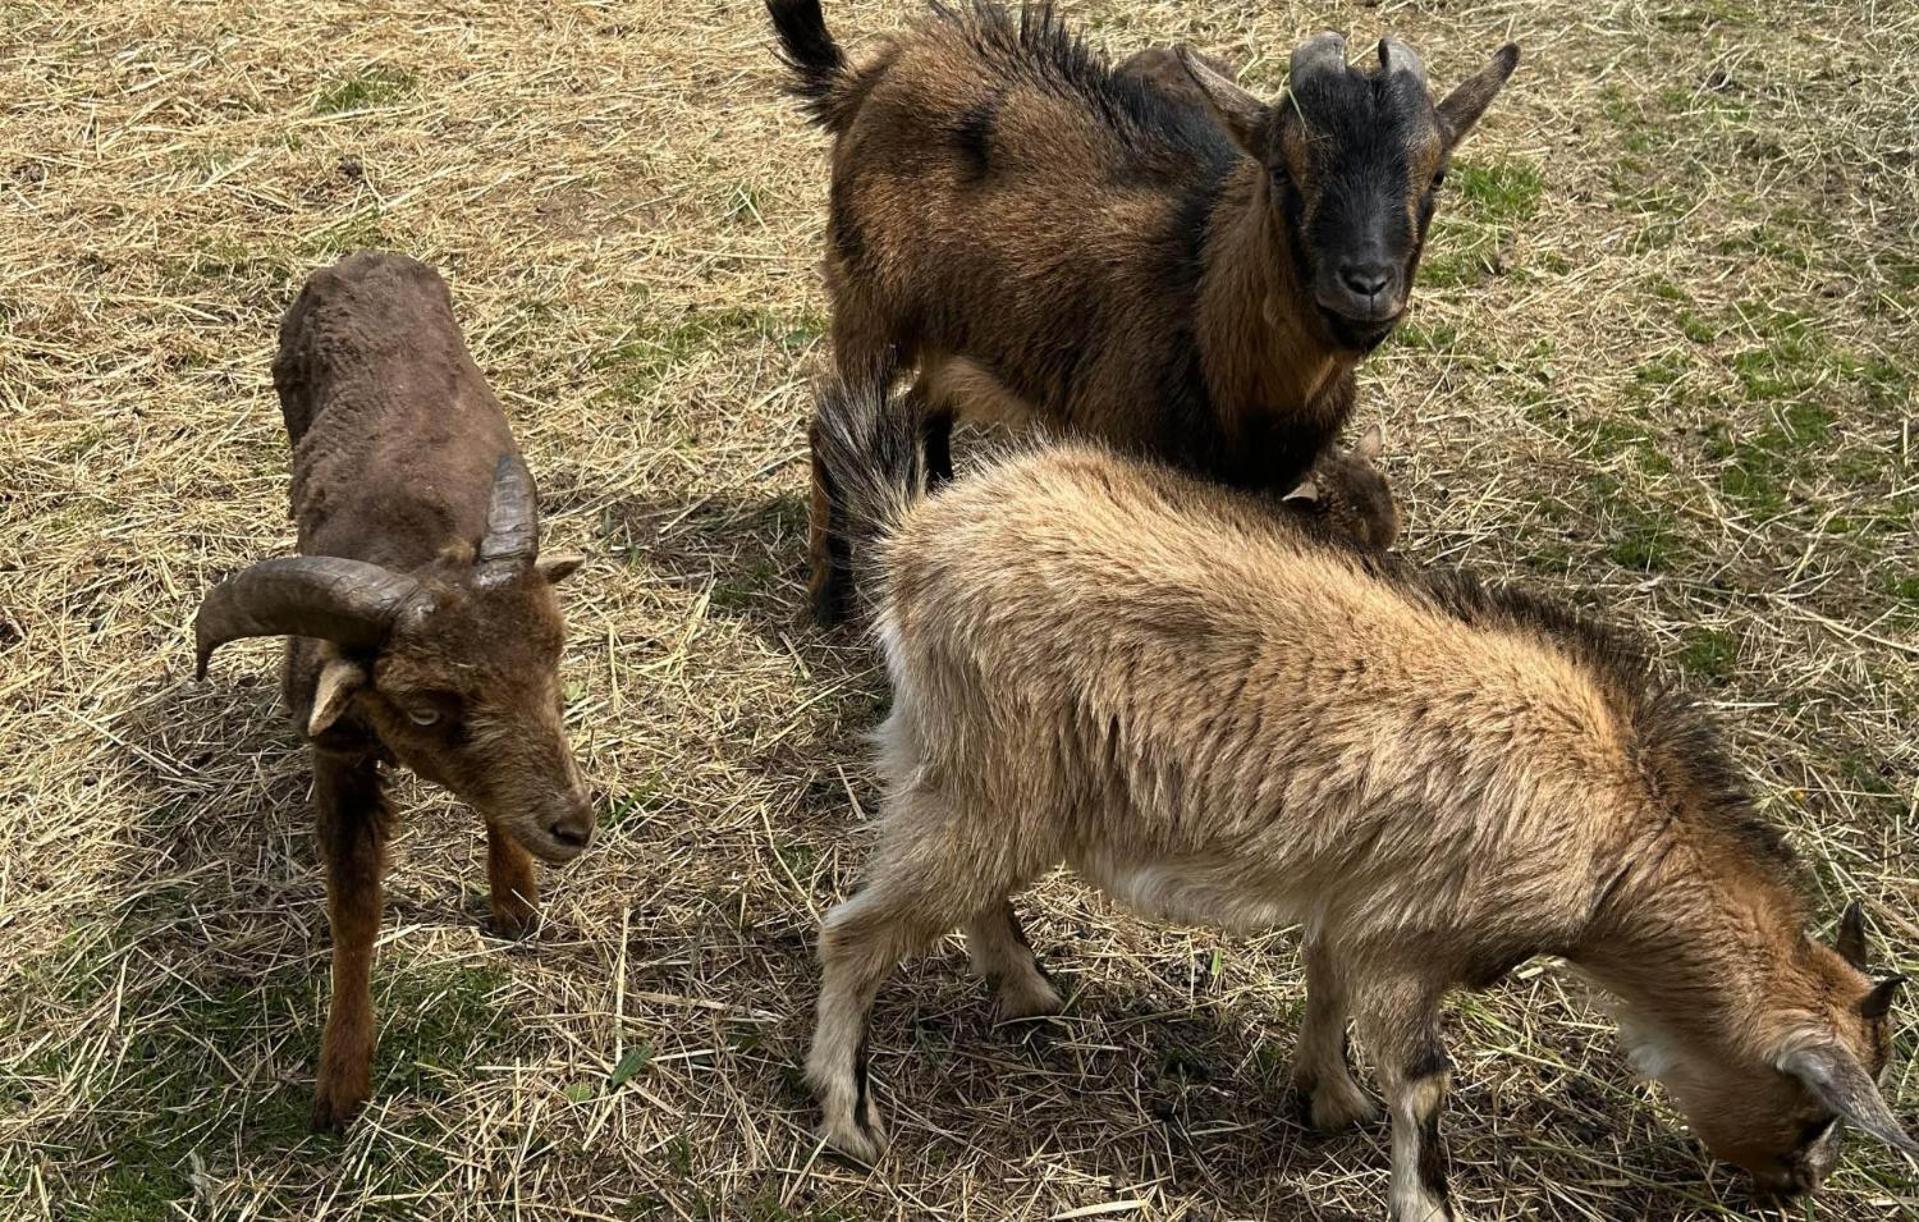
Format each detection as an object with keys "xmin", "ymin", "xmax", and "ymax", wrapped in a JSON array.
[{"xmin": 1196, "ymin": 163, "xmax": 1352, "ymax": 437}]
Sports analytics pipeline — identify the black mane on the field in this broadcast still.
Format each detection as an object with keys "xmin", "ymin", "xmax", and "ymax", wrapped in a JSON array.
[{"xmin": 928, "ymin": 1, "xmax": 1234, "ymax": 165}]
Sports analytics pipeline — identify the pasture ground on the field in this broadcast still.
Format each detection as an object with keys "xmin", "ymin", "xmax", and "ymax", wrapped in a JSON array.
[{"xmin": 2, "ymin": 0, "xmax": 1915, "ymax": 1217}]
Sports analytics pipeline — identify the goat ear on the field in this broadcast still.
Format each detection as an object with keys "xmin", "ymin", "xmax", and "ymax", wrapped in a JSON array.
[
  {"xmin": 1862, "ymin": 976, "xmax": 1905, "ymax": 1022},
  {"xmin": 1780, "ymin": 1043, "xmax": 1919, "ymax": 1157},
  {"xmin": 1177, "ymin": 45, "xmax": 1271, "ymax": 161},
  {"xmin": 1436, "ymin": 43, "xmax": 1519, "ymax": 149},
  {"xmin": 308, "ymin": 658, "xmax": 368, "ymax": 737},
  {"xmin": 1836, "ymin": 900, "xmax": 1870, "ymax": 971},
  {"xmin": 1282, "ymin": 476, "xmax": 1320, "ymax": 505},
  {"xmin": 536, "ymin": 553, "xmax": 585, "ymax": 585},
  {"xmin": 1354, "ymin": 422, "xmax": 1385, "ymax": 462}
]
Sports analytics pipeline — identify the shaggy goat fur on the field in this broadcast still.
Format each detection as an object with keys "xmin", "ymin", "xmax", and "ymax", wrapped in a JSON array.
[{"xmin": 802, "ymin": 376, "xmax": 1912, "ymax": 1218}]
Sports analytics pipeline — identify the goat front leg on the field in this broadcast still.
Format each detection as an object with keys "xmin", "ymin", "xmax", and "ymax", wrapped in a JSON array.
[
  {"xmin": 1355, "ymin": 979, "xmax": 1458, "ymax": 1222},
  {"xmin": 486, "ymin": 823, "xmax": 540, "ymax": 937},
  {"xmin": 311, "ymin": 750, "xmax": 393, "ymax": 1132},
  {"xmin": 1292, "ymin": 938, "xmax": 1380, "ymax": 1130}
]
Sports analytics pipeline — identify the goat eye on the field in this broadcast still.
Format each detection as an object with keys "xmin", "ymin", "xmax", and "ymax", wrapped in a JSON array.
[
  {"xmin": 1431, "ymin": 170, "xmax": 1447, "ymax": 190},
  {"xmin": 406, "ymin": 708, "xmax": 440, "ymax": 727}
]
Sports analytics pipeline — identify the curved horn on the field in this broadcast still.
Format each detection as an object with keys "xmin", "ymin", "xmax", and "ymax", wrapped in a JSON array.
[
  {"xmin": 1289, "ymin": 31, "xmax": 1349, "ymax": 86},
  {"xmin": 477, "ymin": 452, "xmax": 539, "ymax": 574},
  {"xmin": 1780, "ymin": 1043, "xmax": 1919, "ymax": 1157},
  {"xmin": 194, "ymin": 557, "xmax": 421, "ymax": 678},
  {"xmin": 1378, "ymin": 37, "xmax": 1426, "ymax": 84}
]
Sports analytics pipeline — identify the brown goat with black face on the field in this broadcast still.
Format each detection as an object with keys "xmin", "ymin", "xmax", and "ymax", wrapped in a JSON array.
[
  {"xmin": 194, "ymin": 251, "xmax": 596, "ymax": 1130},
  {"xmin": 802, "ymin": 374, "xmax": 1915, "ymax": 1220},
  {"xmin": 770, "ymin": 0, "xmax": 1515, "ymax": 620}
]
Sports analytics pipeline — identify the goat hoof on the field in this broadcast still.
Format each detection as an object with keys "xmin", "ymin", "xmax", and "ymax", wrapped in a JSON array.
[
  {"xmin": 806, "ymin": 576, "xmax": 852, "ymax": 628},
  {"xmin": 310, "ymin": 1086, "xmax": 367, "ymax": 1133},
  {"xmin": 489, "ymin": 902, "xmax": 540, "ymax": 940},
  {"xmin": 1305, "ymin": 1079, "xmax": 1380, "ymax": 1132},
  {"xmin": 821, "ymin": 1116, "xmax": 888, "ymax": 1166},
  {"xmin": 993, "ymin": 974, "xmax": 1065, "ymax": 1023}
]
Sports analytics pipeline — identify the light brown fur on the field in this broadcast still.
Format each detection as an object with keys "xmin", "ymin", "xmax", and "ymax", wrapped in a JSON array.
[{"xmin": 803, "ymin": 377, "xmax": 1908, "ymax": 1217}]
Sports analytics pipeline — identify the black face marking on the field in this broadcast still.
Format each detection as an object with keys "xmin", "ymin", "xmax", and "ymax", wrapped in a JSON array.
[{"xmin": 1277, "ymin": 64, "xmax": 1443, "ymax": 350}]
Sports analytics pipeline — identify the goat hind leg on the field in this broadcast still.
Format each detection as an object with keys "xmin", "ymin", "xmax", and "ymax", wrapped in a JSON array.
[
  {"xmin": 805, "ymin": 417, "xmax": 854, "ymax": 627},
  {"xmin": 1292, "ymin": 938, "xmax": 1379, "ymax": 1130},
  {"xmin": 1356, "ymin": 982, "xmax": 1459, "ymax": 1222},
  {"xmin": 809, "ymin": 797, "xmax": 1013, "ymax": 1163},
  {"xmin": 966, "ymin": 899, "xmax": 1062, "ymax": 1021}
]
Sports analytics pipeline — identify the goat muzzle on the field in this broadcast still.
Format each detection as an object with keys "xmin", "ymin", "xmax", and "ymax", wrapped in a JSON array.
[{"xmin": 194, "ymin": 556, "xmax": 424, "ymax": 677}]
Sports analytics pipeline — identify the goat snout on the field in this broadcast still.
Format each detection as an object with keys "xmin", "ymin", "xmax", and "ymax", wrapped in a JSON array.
[
  {"xmin": 548, "ymin": 812, "xmax": 593, "ymax": 850},
  {"xmin": 512, "ymin": 794, "xmax": 596, "ymax": 863},
  {"xmin": 1327, "ymin": 261, "xmax": 1400, "ymax": 321},
  {"xmin": 1337, "ymin": 262, "xmax": 1392, "ymax": 302},
  {"xmin": 546, "ymin": 799, "xmax": 596, "ymax": 852}
]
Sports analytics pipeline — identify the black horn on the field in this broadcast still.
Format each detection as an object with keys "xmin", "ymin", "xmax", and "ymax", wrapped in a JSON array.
[
  {"xmin": 477, "ymin": 452, "xmax": 539, "ymax": 576},
  {"xmin": 1290, "ymin": 32, "xmax": 1349, "ymax": 87},
  {"xmin": 194, "ymin": 557, "xmax": 423, "ymax": 678}
]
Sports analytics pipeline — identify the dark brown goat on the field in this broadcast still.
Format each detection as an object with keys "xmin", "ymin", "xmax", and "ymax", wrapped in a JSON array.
[
  {"xmin": 194, "ymin": 251, "xmax": 596, "ymax": 1130},
  {"xmin": 770, "ymin": 0, "xmax": 1516, "ymax": 620}
]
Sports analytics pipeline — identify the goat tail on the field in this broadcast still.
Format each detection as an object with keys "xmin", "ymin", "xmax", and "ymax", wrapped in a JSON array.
[
  {"xmin": 809, "ymin": 359, "xmax": 927, "ymax": 589},
  {"xmin": 765, "ymin": 0, "xmax": 856, "ymax": 132}
]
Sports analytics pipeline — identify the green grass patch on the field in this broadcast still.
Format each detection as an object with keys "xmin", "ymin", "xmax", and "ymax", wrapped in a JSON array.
[
  {"xmin": 1422, "ymin": 158, "xmax": 1542, "ymax": 286},
  {"xmin": 1452, "ymin": 160, "xmax": 1543, "ymax": 224},
  {"xmin": 1394, "ymin": 320, "xmax": 1459, "ymax": 353},
  {"xmin": 1677, "ymin": 627, "xmax": 1738, "ymax": 680},
  {"xmin": 376, "ymin": 961, "xmax": 514, "ymax": 1098},
  {"xmin": 596, "ymin": 306, "xmax": 824, "ymax": 402},
  {"xmin": 301, "ymin": 208, "xmax": 387, "ymax": 259},
  {"xmin": 314, "ymin": 67, "xmax": 417, "ymax": 115}
]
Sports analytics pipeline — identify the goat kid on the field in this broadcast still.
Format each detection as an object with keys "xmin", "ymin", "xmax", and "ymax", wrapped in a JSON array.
[
  {"xmin": 195, "ymin": 251, "xmax": 596, "ymax": 1130},
  {"xmin": 1281, "ymin": 421, "xmax": 1397, "ymax": 550},
  {"xmin": 803, "ymin": 374, "xmax": 1914, "ymax": 1219},
  {"xmin": 770, "ymin": 0, "xmax": 1514, "ymax": 620}
]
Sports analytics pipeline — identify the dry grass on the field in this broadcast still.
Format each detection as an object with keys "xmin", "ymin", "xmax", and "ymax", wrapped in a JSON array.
[{"xmin": 2, "ymin": 0, "xmax": 1915, "ymax": 1217}]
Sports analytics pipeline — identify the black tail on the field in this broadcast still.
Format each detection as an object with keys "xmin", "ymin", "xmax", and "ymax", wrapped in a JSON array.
[
  {"xmin": 766, "ymin": 0, "xmax": 850, "ymax": 130},
  {"xmin": 809, "ymin": 363, "xmax": 927, "ymax": 597}
]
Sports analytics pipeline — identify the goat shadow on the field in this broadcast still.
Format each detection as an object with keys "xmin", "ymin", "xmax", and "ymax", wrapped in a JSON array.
[{"xmin": 61, "ymin": 662, "xmax": 559, "ymax": 1205}]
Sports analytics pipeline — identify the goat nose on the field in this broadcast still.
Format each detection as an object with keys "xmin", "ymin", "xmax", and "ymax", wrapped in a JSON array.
[
  {"xmin": 1339, "ymin": 263, "xmax": 1392, "ymax": 299},
  {"xmin": 547, "ymin": 815, "xmax": 592, "ymax": 850}
]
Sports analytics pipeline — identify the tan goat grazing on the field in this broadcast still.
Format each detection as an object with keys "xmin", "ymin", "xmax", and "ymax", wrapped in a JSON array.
[
  {"xmin": 195, "ymin": 252, "xmax": 596, "ymax": 1130},
  {"xmin": 804, "ymin": 375, "xmax": 1915, "ymax": 1219},
  {"xmin": 769, "ymin": 0, "xmax": 1515, "ymax": 620}
]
